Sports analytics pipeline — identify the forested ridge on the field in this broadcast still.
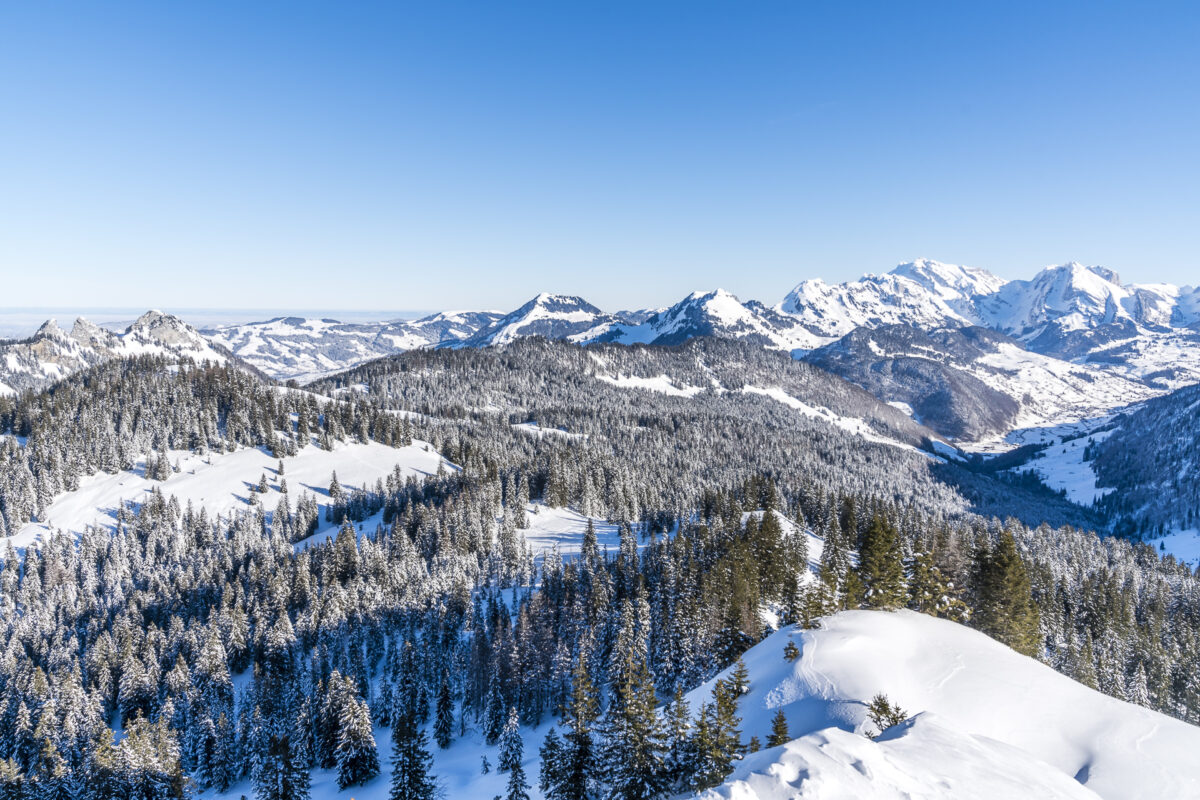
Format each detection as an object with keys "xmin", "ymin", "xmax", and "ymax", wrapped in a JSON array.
[{"xmin": 0, "ymin": 342, "xmax": 1195, "ymax": 799}]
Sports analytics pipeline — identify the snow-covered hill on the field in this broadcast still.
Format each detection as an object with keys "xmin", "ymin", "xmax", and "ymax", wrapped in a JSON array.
[
  {"xmin": 693, "ymin": 610, "xmax": 1200, "ymax": 800},
  {"xmin": 4, "ymin": 434, "xmax": 450, "ymax": 552},
  {"xmin": 586, "ymin": 289, "xmax": 824, "ymax": 351},
  {"xmin": 0, "ymin": 310, "xmax": 229, "ymax": 395},
  {"xmin": 455, "ymin": 293, "xmax": 623, "ymax": 348},
  {"xmin": 205, "ymin": 310, "xmax": 501, "ymax": 380}
]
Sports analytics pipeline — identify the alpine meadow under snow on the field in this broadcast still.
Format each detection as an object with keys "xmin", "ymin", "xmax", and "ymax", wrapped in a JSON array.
[{"xmin": 1, "ymin": 258, "xmax": 1200, "ymax": 800}]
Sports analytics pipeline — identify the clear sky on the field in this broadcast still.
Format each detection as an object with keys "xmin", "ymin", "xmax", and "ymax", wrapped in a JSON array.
[{"xmin": 1, "ymin": 1, "xmax": 1198, "ymax": 313}]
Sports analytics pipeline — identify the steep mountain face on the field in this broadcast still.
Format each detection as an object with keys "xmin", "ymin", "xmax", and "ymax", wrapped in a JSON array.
[
  {"xmin": 805, "ymin": 324, "xmax": 1159, "ymax": 442},
  {"xmin": 973, "ymin": 263, "xmax": 1200, "ymax": 369},
  {"xmin": 1084, "ymin": 380, "xmax": 1200, "ymax": 537},
  {"xmin": 0, "ymin": 311, "xmax": 228, "ymax": 395},
  {"xmin": 454, "ymin": 293, "xmax": 622, "ymax": 348},
  {"xmin": 777, "ymin": 259, "xmax": 998, "ymax": 340},
  {"xmin": 804, "ymin": 326, "xmax": 1022, "ymax": 440},
  {"xmin": 206, "ymin": 310, "xmax": 501, "ymax": 380}
]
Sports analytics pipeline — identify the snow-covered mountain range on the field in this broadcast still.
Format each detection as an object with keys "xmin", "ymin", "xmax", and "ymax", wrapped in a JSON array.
[
  {"xmin": 0, "ymin": 310, "xmax": 229, "ymax": 395},
  {"xmin": 5, "ymin": 260, "xmax": 1199, "ymax": 450},
  {"xmin": 203, "ymin": 310, "xmax": 502, "ymax": 382}
]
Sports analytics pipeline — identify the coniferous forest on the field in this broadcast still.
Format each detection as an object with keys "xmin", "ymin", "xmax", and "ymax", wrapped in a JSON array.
[{"xmin": 0, "ymin": 342, "xmax": 1197, "ymax": 799}]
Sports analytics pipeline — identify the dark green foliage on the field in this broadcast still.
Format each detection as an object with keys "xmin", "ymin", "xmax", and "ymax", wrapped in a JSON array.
[
  {"xmin": 865, "ymin": 693, "xmax": 908, "ymax": 738},
  {"xmin": 336, "ymin": 693, "xmax": 380, "ymax": 789},
  {"xmin": 857, "ymin": 514, "xmax": 907, "ymax": 609},
  {"xmin": 602, "ymin": 649, "xmax": 668, "ymax": 800},
  {"xmin": 254, "ymin": 730, "xmax": 310, "ymax": 800},
  {"xmin": 908, "ymin": 551, "xmax": 969, "ymax": 621},
  {"xmin": 560, "ymin": 656, "xmax": 601, "ymax": 800},
  {"xmin": 971, "ymin": 531, "xmax": 1041, "ymax": 657},
  {"xmin": 538, "ymin": 728, "xmax": 567, "ymax": 800},
  {"xmin": 434, "ymin": 671, "xmax": 454, "ymax": 750},
  {"xmin": 768, "ymin": 708, "xmax": 790, "ymax": 748},
  {"xmin": 389, "ymin": 709, "xmax": 435, "ymax": 800}
]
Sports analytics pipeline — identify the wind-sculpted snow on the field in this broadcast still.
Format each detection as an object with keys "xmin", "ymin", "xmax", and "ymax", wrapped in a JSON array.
[
  {"xmin": 691, "ymin": 611, "xmax": 1200, "ymax": 800},
  {"xmin": 699, "ymin": 714, "xmax": 1100, "ymax": 800}
]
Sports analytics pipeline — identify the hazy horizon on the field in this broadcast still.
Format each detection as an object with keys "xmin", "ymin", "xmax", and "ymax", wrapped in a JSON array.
[{"xmin": 2, "ymin": 2, "xmax": 1198, "ymax": 311}]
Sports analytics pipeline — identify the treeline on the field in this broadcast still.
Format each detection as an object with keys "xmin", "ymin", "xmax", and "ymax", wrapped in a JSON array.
[{"xmin": 0, "ymin": 357, "xmax": 414, "ymax": 536}]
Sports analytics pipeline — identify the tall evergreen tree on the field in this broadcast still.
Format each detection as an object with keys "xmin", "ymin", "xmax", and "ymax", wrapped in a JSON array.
[
  {"xmin": 561, "ymin": 654, "xmax": 601, "ymax": 800},
  {"xmin": 335, "ymin": 693, "xmax": 380, "ymax": 789},
  {"xmin": 857, "ymin": 514, "xmax": 906, "ymax": 609},
  {"xmin": 388, "ymin": 706, "xmax": 435, "ymax": 800},
  {"xmin": 971, "ymin": 531, "xmax": 1040, "ymax": 657},
  {"xmin": 499, "ymin": 707, "xmax": 523, "ymax": 773},
  {"xmin": 601, "ymin": 651, "xmax": 668, "ymax": 800},
  {"xmin": 767, "ymin": 708, "xmax": 790, "ymax": 748},
  {"xmin": 538, "ymin": 728, "xmax": 567, "ymax": 800},
  {"xmin": 434, "ymin": 671, "xmax": 454, "ymax": 750}
]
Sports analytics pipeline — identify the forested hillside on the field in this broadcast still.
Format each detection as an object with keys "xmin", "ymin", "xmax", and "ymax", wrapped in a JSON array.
[{"xmin": 0, "ymin": 345, "xmax": 1195, "ymax": 799}]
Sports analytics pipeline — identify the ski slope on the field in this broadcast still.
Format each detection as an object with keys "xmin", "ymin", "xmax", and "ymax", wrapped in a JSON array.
[{"xmin": 689, "ymin": 610, "xmax": 1200, "ymax": 800}]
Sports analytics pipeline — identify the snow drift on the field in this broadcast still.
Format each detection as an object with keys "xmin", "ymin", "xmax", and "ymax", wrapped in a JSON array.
[{"xmin": 689, "ymin": 610, "xmax": 1200, "ymax": 800}]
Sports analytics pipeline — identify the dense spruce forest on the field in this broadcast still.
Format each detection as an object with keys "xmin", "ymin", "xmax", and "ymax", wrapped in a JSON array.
[
  {"xmin": 0, "ymin": 344, "xmax": 1195, "ymax": 798},
  {"xmin": 1087, "ymin": 381, "xmax": 1200, "ymax": 537}
]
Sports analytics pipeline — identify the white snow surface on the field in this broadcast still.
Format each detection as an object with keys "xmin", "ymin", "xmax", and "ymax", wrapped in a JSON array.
[
  {"xmin": 596, "ymin": 373, "xmax": 706, "ymax": 397},
  {"xmin": 689, "ymin": 610, "xmax": 1200, "ymax": 800},
  {"xmin": 741, "ymin": 386, "xmax": 927, "ymax": 456},
  {"xmin": 699, "ymin": 713, "xmax": 1099, "ymax": 800},
  {"xmin": 1150, "ymin": 528, "xmax": 1200, "ymax": 569},
  {"xmin": 1020, "ymin": 431, "xmax": 1113, "ymax": 505},
  {"xmin": 6, "ymin": 438, "xmax": 448, "ymax": 550}
]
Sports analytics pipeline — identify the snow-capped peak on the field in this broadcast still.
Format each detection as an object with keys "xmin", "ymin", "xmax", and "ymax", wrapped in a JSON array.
[
  {"xmin": 457, "ymin": 293, "xmax": 615, "ymax": 348},
  {"xmin": 977, "ymin": 262, "xmax": 1135, "ymax": 335},
  {"xmin": 592, "ymin": 288, "xmax": 824, "ymax": 351},
  {"xmin": 890, "ymin": 258, "xmax": 1007, "ymax": 300},
  {"xmin": 33, "ymin": 319, "xmax": 68, "ymax": 341},
  {"xmin": 779, "ymin": 266, "xmax": 978, "ymax": 339}
]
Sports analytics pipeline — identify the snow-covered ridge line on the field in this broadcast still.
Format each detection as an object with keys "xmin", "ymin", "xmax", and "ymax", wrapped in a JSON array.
[{"xmin": 692, "ymin": 611, "xmax": 1200, "ymax": 800}]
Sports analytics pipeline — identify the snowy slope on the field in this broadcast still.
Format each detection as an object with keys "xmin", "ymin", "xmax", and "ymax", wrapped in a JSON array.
[
  {"xmin": 777, "ymin": 260, "xmax": 995, "ymax": 339},
  {"xmin": 205, "ymin": 311, "xmax": 501, "ymax": 380},
  {"xmin": 1019, "ymin": 430, "xmax": 1115, "ymax": 505},
  {"xmin": 689, "ymin": 611, "xmax": 1200, "ymax": 800},
  {"xmin": 699, "ymin": 713, "xmax": 1099, "ymax": 800},
  {"xmin": 6, "ymin": 437, "xmax": 449, "ymax": 550},
  {"xmin": 804, "ymin": 324, "xmax": 1157, "ymax": 442},
  {"xmin": 456, "ymin": 293, "xmax": 623, "ymax": 347}
]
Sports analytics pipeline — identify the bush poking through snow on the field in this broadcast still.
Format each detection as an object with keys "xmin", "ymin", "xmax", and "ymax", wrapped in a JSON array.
[{"xmin": 866, "ymin": 693, "xmax": 909, "ymax": 739}]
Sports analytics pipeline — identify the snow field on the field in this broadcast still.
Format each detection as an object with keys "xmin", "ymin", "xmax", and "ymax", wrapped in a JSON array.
[
  {"xmin": 687, "ymin": 611, "xmax": 1200, "ymax": 800},
  {"xmin": 6, "ymin": 438, "xmax": 450, "ymax": 551}
]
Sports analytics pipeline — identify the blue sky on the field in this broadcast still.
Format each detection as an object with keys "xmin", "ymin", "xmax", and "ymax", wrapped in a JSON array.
[{"xmin": 1, "ymin": 1, "xmax": 1197, "ymax": 312}]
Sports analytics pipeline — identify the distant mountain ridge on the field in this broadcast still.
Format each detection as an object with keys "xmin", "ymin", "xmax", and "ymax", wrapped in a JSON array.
[
  {"xmin": 6, "ymin": 260, "xmax": 1199, "ymax": 449},
  {"xmin": 0, "ymin": 310, "xmax": 230, "ymax": 395}
]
